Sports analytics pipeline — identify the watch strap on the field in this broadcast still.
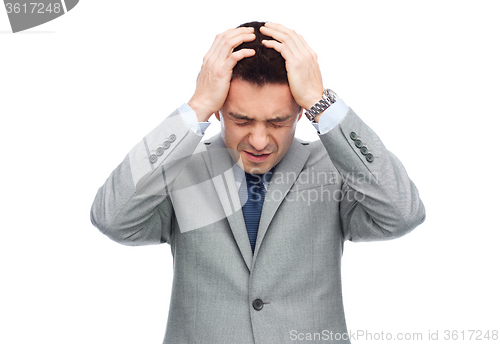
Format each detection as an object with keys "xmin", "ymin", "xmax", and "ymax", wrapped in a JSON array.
[{"xmin": 305, "ymin": 89, "xmax": 338, "ymax": 121}]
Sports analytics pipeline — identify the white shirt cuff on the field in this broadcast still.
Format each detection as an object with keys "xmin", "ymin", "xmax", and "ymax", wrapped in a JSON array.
[
  {"xmin": 311, "ymin": 99, "xmax": 348, "ymax": 134},
  {"xmin": 178, "ymin": 103, "xmax": 211, "ymax": 135}
]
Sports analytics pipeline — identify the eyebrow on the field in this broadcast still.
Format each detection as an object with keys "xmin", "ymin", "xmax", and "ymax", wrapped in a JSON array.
[{"xmin": 228, "ymin": 112, "xmax": 292, "ymax": 122}]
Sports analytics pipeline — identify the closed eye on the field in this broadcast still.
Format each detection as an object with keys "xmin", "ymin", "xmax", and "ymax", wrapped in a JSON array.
[{"xmin": 235, "ymin": 121, "xmax": 250, "ymax": 126}]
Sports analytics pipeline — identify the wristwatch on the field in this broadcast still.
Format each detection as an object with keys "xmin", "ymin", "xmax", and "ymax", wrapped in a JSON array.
[{"xmin": 304, "ymin": 89, "xmax": 338, "ymax": 121}]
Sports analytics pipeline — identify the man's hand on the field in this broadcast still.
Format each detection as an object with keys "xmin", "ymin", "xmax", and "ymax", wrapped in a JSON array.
[
  {"xmin": 188, "ymin": 27, "xmax": 256, "ymax": 122},
  {"xmin": 260, "ymin": 23, "xmax": 324, "ymax": 114}
]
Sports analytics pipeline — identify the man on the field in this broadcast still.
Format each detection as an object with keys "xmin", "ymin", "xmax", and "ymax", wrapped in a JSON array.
[{"xmin": 91, "ymin": 21, "xmax": 425, "ymax": 343}]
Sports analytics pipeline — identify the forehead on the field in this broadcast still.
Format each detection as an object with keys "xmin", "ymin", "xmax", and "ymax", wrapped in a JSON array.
[{"xmin": 223, "ymin": 79, "xmax": 299, "ymax": 119}]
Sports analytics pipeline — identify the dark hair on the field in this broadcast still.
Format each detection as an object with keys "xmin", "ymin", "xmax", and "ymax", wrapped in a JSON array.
[{"xmin": 233, "ymin": 21, "xmax": 288, "ymax": 86}]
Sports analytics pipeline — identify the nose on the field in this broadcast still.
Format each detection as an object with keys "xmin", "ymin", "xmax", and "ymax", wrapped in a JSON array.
[{"xmin": 248, "ymin": 124, "xmax": 269, "ymax": 151}]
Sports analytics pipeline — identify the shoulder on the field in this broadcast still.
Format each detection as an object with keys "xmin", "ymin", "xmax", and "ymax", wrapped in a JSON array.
[
  {"xmin": 294, "ymin": 137, "xmax": 327, "ymax": 156},
  {"xmin": 292, "ymin": 137, "xmax": 335, "ymax": 171}
]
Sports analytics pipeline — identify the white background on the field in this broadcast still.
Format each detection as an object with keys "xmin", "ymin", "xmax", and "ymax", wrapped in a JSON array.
[{"xmin": 1, "ymin": 1, "xmax": 499, "ymax": 343}]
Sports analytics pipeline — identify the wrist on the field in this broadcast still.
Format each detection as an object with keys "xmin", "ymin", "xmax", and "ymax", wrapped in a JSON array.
[
  {"xmin": 304, "ymin": 89, "xmax": 338, "ymax": 122},
  {"xmin": 303, "ymin": 91, "xmax": 324, "ymax": 110},
  {"xmin": 313, "ymin": 111, "xmax": 324, "ymax": 123},
  {"xmin": 187, "ymin": 99, "xmax": 212, "ymax": 122}
]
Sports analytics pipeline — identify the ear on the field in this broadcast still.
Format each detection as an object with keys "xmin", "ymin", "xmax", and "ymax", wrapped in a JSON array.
[
  {"xmin": 214, "ymin": 111, "xmax": 221, "ymax": 121},
  {"xmin": 296, "ymin": 107, "xmax": 303, "ymax": 122}
]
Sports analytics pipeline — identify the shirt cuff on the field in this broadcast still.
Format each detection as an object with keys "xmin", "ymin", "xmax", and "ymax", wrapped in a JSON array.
[
  {"xmin": 311, "ymin": 99, "xmax": 348, "ymax": 134},
  {"xmin": 178, "ymin": 103, "xmax": 211, "ymax": 135}
]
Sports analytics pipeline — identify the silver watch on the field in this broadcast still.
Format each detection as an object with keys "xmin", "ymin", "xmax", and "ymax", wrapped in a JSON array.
[{"xmin": 304, "ymin": 89, "xmax": 338, "ymax": 121}]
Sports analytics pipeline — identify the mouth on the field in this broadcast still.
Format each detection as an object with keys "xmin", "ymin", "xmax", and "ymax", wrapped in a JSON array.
[{"xmin": 244, "ymin": 151, "xmax": 272, "ymax": 163}]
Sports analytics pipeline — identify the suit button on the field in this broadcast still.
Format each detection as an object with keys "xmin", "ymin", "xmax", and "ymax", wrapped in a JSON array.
[
  {"xmin": 252, "ymin": 299, "xmax": 264, "ymax": 311},
  {"xmin": 149, "ymin": 154, "xmax": 158, "ymax": 163},
  {"xmin": 360, "ymin": 146, "xmax": 368, "ymax": 155},
  {"xmin": 350, "ymin": 132, "xmax": 357, "ymax": 140},
  {"xmin": 355, "ymin": 139, "xmax": 363, "ymax": 148},
  {"xmin": 366, "ymin": 153, "xmax": 374, "ymax": 162},
  {"xmin": 169, "ymin": 134, "xmax": 176, "ymax": 142},
  {"xmin": 156, "ymin": 147, "xmax": 164, "ymax": 156},
  {"xmin": 162, "ymin": 141, "xmax": 171, "ymax": 150}
]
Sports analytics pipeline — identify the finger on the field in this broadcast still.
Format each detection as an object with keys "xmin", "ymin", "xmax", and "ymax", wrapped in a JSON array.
[
  {"xmin": 212, "ymin": 26, "xmax": 254, "ymax": 48},
  {"xmin": 261, "ymin": 39, "xmax": 295, "ymax": 61},
  {"xmin": 210, "ymin": 27, "xmax": 255, "ymax": 61},
  {"xmin": 206, "ymin": 33, "xmax": 255, "ymax": 70},
  {"xmin": 262, "ymin": 23, "xmax": 313, "ymax": 53},
  {"xmin": 261, "ymin": 23, "xmax": 303, "ymax": 45},
  {"xmin": 224, "ymin": 48, "xmax": 255, "ymax": 70},
  {"xmin": 261, "ymin": 25, "xmax": 319, "ymax": 65},
  {"xmin": 263, "ymin": 22, "xmax": 292, "ymax": 34},
  {"xmin": 296, "ymin": 33, "xmax": 318, "ymax": 59},
  {"xmin": 260, "ymin": 25, "xmax": 304, "ymax": 59},
  {"xmin": 203, "ymin": 27, "xmax": 253, "ymax": 64},
  {"xmin": 215, "ymin": 32, "xmax": 256, "ymax": 61},
  {"xmin": 261, "ymin": 36, "xmax": 308, "ymax": 64},
  {"xmin": 260, "ymin": 25, "xmax": 297, "ymax": 47},
  {"xmin": 263, "ymin": 22, "xmax": 312, "ymax": 50}
]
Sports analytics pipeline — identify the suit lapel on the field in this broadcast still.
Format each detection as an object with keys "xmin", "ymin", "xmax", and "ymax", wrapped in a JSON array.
[
  {"xmin": 203, "ymin": 135, "xmax": 253, "ymax": 271},
  {"xmin": 202, "ymin": 136, "xmax": 311, "ymax": 271},
  {"xmin": 252, "ymin": 140, "xmax": 310, "ymax": 263}
]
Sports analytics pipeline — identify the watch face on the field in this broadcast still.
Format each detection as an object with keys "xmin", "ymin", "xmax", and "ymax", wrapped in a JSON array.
[{"xmin": 324, "ymin": 89, "xmax": 338, "ymax": 102}]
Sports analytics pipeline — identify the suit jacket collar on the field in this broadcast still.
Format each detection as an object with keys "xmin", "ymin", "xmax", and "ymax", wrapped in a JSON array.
[
  {"xmin": 203, "ymin": 135, "xmax": 254, "ymax": 270},
  {"xmin": 203, "ymin": 134, "xmax": 310, "ymax": 271},
  {"xmin": 252, "ymin": 139, "xmax": 310, "ymax": 263}
]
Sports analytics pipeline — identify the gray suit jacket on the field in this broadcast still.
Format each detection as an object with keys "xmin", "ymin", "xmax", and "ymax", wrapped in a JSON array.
[{"xmin": 91, "ymin": 107, "xmax": 425, "ymax": 344}]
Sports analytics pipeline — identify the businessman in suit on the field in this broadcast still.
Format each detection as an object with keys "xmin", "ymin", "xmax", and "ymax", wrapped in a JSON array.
[{"xmin": 91, "ymin": 21, "xmax": 425, "ymax": 343}]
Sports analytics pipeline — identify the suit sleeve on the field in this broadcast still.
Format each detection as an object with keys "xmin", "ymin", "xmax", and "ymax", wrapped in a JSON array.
[
  {"xmin": 90, "ymin": 108, "xmax": 203, "ymax": 246},
  {"xmin": 319, "ymin": 108, "xmax": 426, "ymax": 242}
]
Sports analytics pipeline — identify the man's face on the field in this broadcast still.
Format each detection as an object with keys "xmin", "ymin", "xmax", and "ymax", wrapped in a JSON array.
[{"xmin": 216, "ymin": 78, "xmax": 302, "ymax": 175}]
